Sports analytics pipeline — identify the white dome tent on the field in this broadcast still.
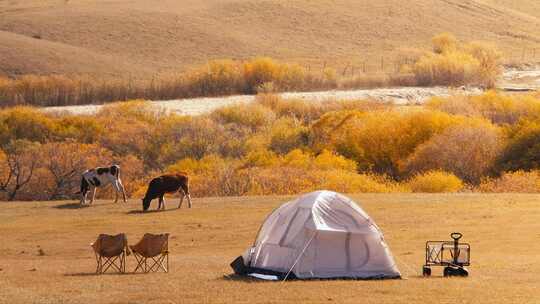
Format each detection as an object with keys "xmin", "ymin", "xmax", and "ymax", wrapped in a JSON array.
[{"xmin": 231, "ymin": 190, "xmax": 401, "ymax": 280}]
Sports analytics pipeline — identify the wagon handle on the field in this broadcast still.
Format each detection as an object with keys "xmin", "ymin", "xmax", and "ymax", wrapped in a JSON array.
[{"xmin": 451, "ymin": 232, "xmax": 462, "ymax": 241}]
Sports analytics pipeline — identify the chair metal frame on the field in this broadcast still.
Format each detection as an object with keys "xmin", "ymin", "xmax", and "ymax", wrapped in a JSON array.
[{"xmin": 94, "ymin": 249, "xmax": 127, "ymax": 274}]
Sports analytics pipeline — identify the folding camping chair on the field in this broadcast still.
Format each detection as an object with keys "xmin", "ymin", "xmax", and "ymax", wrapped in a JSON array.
[
  {"xmin": 130, "ymin": 233, "xmax": 169, "ymax": 273},
  {"xmin": 91, "ymin": 233, "xmax": 130, "ymax": 274}
]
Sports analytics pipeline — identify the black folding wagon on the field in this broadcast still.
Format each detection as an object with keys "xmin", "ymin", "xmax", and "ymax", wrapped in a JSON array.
[{"xmin": 423, "ymin": 232, "xmax": 470, "ymax": 277}]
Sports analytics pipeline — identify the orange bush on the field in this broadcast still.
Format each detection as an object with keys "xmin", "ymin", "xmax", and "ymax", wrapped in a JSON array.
[
  {"xmin": 427, "ymin": 91, "xmax": 540, "ymax": 125},
  {"xmin": 269, "ymin": 118, "xmax": 309, "ymax": 154},
  {"xmin": 34, "ymin": 142, "xmax": 113, "ymax": 200},
  {"xmin": 408, "ymin": 33, "xmax": 501, "ymax": 87},
  {"xmin": 314, "ymin": 109, "xmax": 463, "ymax": 177},
  {"xmin": 406, "ymin": 170, "xmax": 464, "ymax": 193},
  {"xmin": 432, "ymin": 32, "xmax": 458, "ymax": 54},
  {"xmin": 0, "ymin": 106, "xmax": 57, "ymax": 144},
  {"xmin": 211, "ymin": 102, "xmax": 276, "ymax": 131},
  {"xmin": 477, "ymin": 171, "xmax": 540, "ymax": 193},
  {"xmin": 496, "ymin": 119, "xmax": 540, "ymax": 173},
  {"xmin": 401, "ymin": 121, "xmax": 503, "ymax": 183},
  {"xmin": 256, "ymin": 94, "xmax": 387, "ymax": 124}
]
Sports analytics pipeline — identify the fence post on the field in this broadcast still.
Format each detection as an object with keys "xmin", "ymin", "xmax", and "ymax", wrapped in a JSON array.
[{"xmin": 342, "ymin": 62, "xmax": 350, "ymax": 76}]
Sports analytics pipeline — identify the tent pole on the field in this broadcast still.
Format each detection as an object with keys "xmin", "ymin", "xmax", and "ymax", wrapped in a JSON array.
[{"xmin": 282, "ymin": 231, "xmax": 317, "ymax": 282}]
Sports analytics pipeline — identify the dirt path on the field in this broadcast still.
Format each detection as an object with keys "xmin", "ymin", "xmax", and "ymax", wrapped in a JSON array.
[
  {"xmin": 500, "ymin": 64, "xmax": 540, "ymax": 91},
  {"xmin": 43, "ymin": 86, "xmax": 482, "ymax": 116}
]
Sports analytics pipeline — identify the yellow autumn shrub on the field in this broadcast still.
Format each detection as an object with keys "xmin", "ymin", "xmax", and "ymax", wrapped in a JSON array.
[
  {"xmin": 477, "ymin": 171, "xmax": 540, "ymax": 193},
  {"xmin": 407, "ymin": 170, "xmax": 464, "ymax": 193},
  {"xmin": 410, "ymin": 33, "xmax": 501, "ymax": 87},
  {"xmin": 401, "ymin": 120, "xmax": 503, "ymax": 184}
]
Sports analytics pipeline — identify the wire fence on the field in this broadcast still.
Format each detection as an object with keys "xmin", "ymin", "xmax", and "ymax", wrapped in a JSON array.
[
  {"xmin": 303, "ymin": 48, "xmax": 540, "ymax": 78},
  {"xmin": 303, "ymin": 58, "xmax": 414, "ymax": 77},
  {"xmin": 505, "ymin": 48, "xmax": 540, "ymax": 64}
]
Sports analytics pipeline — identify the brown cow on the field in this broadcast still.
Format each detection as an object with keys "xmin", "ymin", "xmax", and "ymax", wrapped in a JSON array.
[{"xmin": 142, "ymin": 173, "xmax": 192, "ymax": 211}]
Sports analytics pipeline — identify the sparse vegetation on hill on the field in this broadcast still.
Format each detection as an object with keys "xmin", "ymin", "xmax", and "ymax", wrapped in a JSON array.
[
  {"xmin": 0, "ymin": 0, "xmax": 538, "ymax": 79},
  {"xmin": 2, "ymin": 91, "xmax": 540, "ymax": 200}
]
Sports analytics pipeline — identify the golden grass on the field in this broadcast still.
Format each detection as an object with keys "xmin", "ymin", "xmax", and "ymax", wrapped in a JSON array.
[{"xmin": 0, "ymin": 193, "xmax": 538, "ymax": 303}]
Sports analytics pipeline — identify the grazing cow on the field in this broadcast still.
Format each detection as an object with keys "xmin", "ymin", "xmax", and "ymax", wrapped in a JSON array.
[
  {"xmin": 142, "ymin": 173, "xmax": 192, "ymax": 211},
  {"xmin": 80, "ymin": 165, "xmax": 127, "ymax": 205}
]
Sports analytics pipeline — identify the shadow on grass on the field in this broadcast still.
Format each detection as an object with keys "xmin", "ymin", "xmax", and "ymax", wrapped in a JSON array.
[
  {"xmin": 221, "ymin": 274, "xmax": 405, "ymax": 282},
  {"xmin": 408, "ymin": 274, "xmax": 466, "ymax": 279},
  {"xmin": 54, "ymin": 201, "xmax": 128, "ymax": 210},
  {"xmin": 53, "ymin": 202, "xmax": 87, "ymax": 210},
  {"xmin": 64, "ymin": 272, "xmax": 148, "ymax": 277},
  {"xmin": 126, "ymin": 208, "xmax": 180, "ymax": 215},
  {"xmin": 221, "ymin": 274, "xmax": 270, "ymax": 283}
]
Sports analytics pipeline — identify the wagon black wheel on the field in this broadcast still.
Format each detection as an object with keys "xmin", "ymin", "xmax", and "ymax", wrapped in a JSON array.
[{"xmin": 422, "ymin": 266, "xmax": 431, "ymax": 277}]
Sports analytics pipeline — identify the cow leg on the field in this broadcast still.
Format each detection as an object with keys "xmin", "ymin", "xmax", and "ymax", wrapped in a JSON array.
[
  {"xmin": 117, "ymin": 179, "xmax": 127, "ymax": 203},
  {"xmin": 89, "ymin": 187, "xmax": 97, "ymax": 204},
  {"xmin": 113, "ymin": 185, "xmax": 118, "ymax": 204},
  {"xmin": 187, "ymin": 194, "xmax": 192, "ymax": 208},
  {"xmin": 178, "ymin": 190, "xmax": 185, "ymax": 209},
  {"xmin": 112, "ymin": 181, "xmax": 121, "ymax": 203},
  {"xmin": 80, "ymin": 178, "xmax": 89, "ymax": 205},
  {"xmin": 158, "ymin": 195, "xmax": 165, "ymax": 210},
  {"xmin": 180, "ymin": 184, "xmax": 192, "ymax": 208},
  {"xmin": 80, "ymin": 189, "xmax": 87, "ymax": 205}
]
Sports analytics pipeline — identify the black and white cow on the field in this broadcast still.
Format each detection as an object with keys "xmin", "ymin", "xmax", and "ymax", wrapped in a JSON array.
[{"xmin": 80, "ymin": 165, "xmax": 127, "ymax": 205}]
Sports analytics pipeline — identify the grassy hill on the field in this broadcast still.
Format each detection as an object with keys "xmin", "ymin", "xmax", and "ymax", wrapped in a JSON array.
[
  {"xmin": 0, "ymin": 0, "xmax": 539, "ymax": 79},
  {"xmin": 0, "ymin": 194, "xmax": 538, "ymax": 303}
]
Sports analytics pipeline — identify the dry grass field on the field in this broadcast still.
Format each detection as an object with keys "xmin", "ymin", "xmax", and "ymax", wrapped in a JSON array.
[
  {"xmin": 0, "ymin": 193, "xmax": 538, "ymax": 304},
  {"xmin": 1, "ymin": 0, "xmax": 539, "ymax": 78}
]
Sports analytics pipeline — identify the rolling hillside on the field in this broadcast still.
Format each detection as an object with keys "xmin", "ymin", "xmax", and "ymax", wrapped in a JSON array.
[{"xmin": 0, "ymin": 0, "xmax": 539, "ymax": 79}]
